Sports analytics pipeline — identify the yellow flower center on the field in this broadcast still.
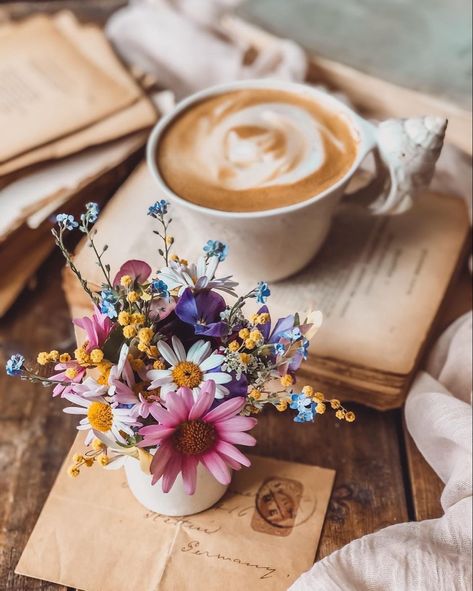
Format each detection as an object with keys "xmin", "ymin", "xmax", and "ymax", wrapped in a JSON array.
[
  {"xmin": 65, "ymin": 367, "xmax": 78, "ymax": 379},
  {"xmin": 171, "ymin": 361, "xmax": 202, "ymax": 388},
  {"xmin": 87, "ymin": 402, "xmax": 113, "ymax": 432},
  {"xmin": 172, "ymin": 420, "xmax": 216, "ymax": 455}
]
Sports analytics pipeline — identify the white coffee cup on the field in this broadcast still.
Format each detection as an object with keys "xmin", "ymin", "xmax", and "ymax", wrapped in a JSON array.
[{"xmin": 147, "ymin": 79, "xmax": 446, "ymax": 281}]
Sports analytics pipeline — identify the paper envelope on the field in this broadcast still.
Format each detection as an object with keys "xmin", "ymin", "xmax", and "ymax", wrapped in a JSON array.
[{"xmin": 17, "ymin": 438, "xmax": 334, "ymax": 591}]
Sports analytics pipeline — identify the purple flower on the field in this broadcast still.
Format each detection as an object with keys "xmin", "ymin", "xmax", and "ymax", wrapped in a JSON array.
[
  {"xmin": 269, "ymin": 314, "xmax": 296, "ymax": 343},
  {"xmin": 175, "ymin": 288, "xmax": 229, "ymax": 337}
]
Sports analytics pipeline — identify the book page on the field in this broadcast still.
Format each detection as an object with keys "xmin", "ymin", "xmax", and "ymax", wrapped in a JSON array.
[
  {"xmin": 0, "ymin": 134, "xmax": 146, "ymax": 241},
  {"xmin": 0, "ymin": 13, "xmax": 156, "ymax": 180},
  {"xmin": 0, "ymin": 16, "xmax": 138, "ymax": 162},
  {"xmin": 69, "ymin": 164, "xmax": 469, "ymax": 377},
  {"xmin": 239, "ymin": 195, "xmax": 468, "ymax": 374}
]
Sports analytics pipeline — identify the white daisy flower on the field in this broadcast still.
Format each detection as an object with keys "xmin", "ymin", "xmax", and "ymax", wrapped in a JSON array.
[
  {"xmin": 63, "ymin": 394, "xmax": 139, "ymax": 445},
  {"xmin": 72, "ymin": 377, "xmax": 108, "ymax": 399},
  {"xmin": 147, "ymin": 335, "xmax": 231, "ymax": 400},
  {"xmin": 157, "ymin": 256, "xmax": 238, "ymax": 296}
]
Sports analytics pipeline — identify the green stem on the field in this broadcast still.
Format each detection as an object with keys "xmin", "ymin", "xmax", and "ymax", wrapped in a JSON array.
[
  {"xmin": 86, "ymin": 230, "xmax": 112, "ymax": 289},
  {"xmin": 52, "ymin": 228, "xmax": 97, "ymax": 303}
]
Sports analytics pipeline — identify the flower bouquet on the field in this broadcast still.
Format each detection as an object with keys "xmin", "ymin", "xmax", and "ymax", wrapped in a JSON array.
[{"xmin": 6, "ymin": 200, "xmax": 354, "ymax": 516}]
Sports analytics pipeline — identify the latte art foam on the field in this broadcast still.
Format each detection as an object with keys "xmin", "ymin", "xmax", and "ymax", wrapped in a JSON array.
[{"xmin": 157, "ymin": 89, "xmax": 359, "ymax": 212}]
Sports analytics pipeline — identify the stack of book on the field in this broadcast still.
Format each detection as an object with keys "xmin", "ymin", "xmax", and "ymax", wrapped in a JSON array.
[{"xmin": 0, "ymin": 12, "xmax": 158, "ymax": 317}]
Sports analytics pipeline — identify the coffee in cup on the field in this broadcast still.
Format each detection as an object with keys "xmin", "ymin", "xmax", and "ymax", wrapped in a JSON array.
[
  {"xmin": 156, "ymin": 88, "xmax": 358, "ymax": 213},
  {"xmin": 147, "ymin": 80, "xmax": 446, "ymax": 281}
]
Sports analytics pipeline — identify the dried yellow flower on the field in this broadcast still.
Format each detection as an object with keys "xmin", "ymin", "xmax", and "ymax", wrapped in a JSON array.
[
  {"xmin": 280, "ymin": 374, "xmax": 293, "ymax": 387},
  {"xmin": 120, "ymin": 275, "xmax": 133, "ymax": 287},
  {"xmin": 123, "ymin": 325, "xmax": 137, "ymax": 339},
  {"xmin": 90, "ymin": 349, "xmax": 104, "ymax": 364},
  {"xmin": 118, "ymin": 311, "xmax": 131, "ymax": 326}
]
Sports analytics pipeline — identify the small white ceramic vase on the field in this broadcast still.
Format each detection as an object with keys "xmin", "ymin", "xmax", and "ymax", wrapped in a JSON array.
[{"xmin": 124, "ymin": 456, "xmax": 229, "ymax": 516}]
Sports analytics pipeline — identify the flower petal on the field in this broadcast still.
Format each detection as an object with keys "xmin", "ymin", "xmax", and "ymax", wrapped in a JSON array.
[
  {"xmin": 159, "ymin": 382, "xmax": 177, "ymax": 400},
  {"xmin": 171, "ymin": 336, "xmax": 186, "ymax": 362},
  {"xmin": 205, "ymin": 256, "xmax": 219, "ymax": 280},
  {"xmin": 189, "ymin": 390, "xmax": 214, "ymax": 420},
  {"xmin": 63, "ymin": 407, "xmax": 86, "ymax": 414},
  {"xmin": 149, "ymin": 405, "xmax": 177, "ymax": 426},
  {"xmin": 215, "ymin": 440, "xmax": 251, "ymax": 467},
  {"xmin": 148, "ymin": 375, "xmax": 173, "ymax": 388},
  {"xmin": 203, "ymin": 371, "xmax": 232, "ymax": 384},
  {"xmin": 174, "ymin": 287, "xmax": 199, "ymax": 326},
  {"xmin": 215, "ymin": 416, "xmax": 258, "ymax": 432},
  {"xmin": 139, "ymin": 425, "xmax": 175, "ymax": 445},
  {"xmin": 214, "ymin": 384, "xmax": 229, "ymax": 399},
  {"xmin": 150, "ymin": 442, "xmax": 173, "ymax": 485},
  {"xmin": 181, "ymin": 456, "xmax": 198, "ymax": 495},
  {"xmin": 199, "ymin": 354, "xmax": 225, "ymax": 371},
  {"xmin": 113, "ymin": 259, "xmax": 152, "ymax": 285},
  {"xmin": 219, "ymin": 431, "xmax": 257, "ymax": 446},
  {"xmin": 187, "ymin": 340, "xmax": 210, "ymax": 364},
  {"xmin": 179, "ymin": 387, "xmax": 195, "ymax": 412},
  {"xmin": 165, "ymin": 391, "xmax": 191, "ymax": 422},
  {"xmin": 201, "ymin": 451, "xmax": 231, "ymax": 485},
  {"xmin": 217, "ymin": 453, "xmax": 242, "ymax": 471},
  {"xmin": 203, "ymin": 397, "xmax": 246, "ymax": 423},
  {"xmin": 162, "ymin": 455, "xmax": 182, "ymax": 493},
  {"xmin": 158, "ymin": 341, "xmax": 179, "ymax": 366}
]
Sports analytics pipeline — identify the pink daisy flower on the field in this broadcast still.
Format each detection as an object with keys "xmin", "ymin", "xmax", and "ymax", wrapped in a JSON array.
[
  {"xmin": 72, "ymin": 306, "xmax": 113, "ymax": 352},
  {"xmin": 108, "ymin": 345, "xmax": 160, "ymax": 419},
  {"xmin": 50, "ymin": 361, "xmax": 86, "ymax": 397},
  {"xmin": 138, "ymin": 381, "xmax": 257, "ymax": 494}
]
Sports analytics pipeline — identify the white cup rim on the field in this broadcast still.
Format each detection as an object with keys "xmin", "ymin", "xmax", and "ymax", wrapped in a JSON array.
[{"xmin": 146, "ymin": 79, "xmax": 377, "ymax": 220}]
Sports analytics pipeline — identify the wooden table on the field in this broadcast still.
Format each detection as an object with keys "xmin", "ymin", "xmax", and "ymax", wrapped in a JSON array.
[
  {"xmin": 1, "ymin": 237, "xmax": 470, "ymax": 589},
  {"xmin": 0, "ymin": 2, "xmax": 471, "ymax": 588}
]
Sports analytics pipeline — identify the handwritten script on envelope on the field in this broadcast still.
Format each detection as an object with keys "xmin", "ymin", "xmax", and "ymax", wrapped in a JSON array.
[{"xmin": 16, "ymin": 439, "xmax": 335, "ymax": 591}]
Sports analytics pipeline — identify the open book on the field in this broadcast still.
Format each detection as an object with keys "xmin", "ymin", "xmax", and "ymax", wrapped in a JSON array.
[{"xmin": 64, "ymin": 163, "xmax": 469, "ymax": 409}]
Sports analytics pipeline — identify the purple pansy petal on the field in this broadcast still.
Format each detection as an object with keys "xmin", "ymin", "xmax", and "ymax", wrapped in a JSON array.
[
  {"xmin": 175, "ymin": 288, "xmax": 199, "ymax": 325},
  {"xmin": 176, "ymin": 288, "xmax": 228, "ymax": 336},
  {"xmin": 195, "ymin": 321, "xmax": 230, "ymax": 337},
  {"xmin": 196, "ymin": 290, "xmax": 226, "ymax": 320},
  {"xmin": 270, "ymin": 314, "xmax": 295, "ymax": 343}
]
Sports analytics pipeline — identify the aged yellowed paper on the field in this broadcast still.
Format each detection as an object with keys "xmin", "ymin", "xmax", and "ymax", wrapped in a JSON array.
[
  {"xmin": 0, "ymin": 16, "xmax": 137, "ymax": 162},
  {"xmin": 0, "ymin": 13, "xmax": 156, "ymax": 178},
  {"xmin": 16, "ymin": 436, "xmax": 334, "ymax": 591}
]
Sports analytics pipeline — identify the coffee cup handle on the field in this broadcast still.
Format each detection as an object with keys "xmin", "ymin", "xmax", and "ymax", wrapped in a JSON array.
[{"xmin": 345, "ymin": 116, "xmax": 448, "ymax": 214}]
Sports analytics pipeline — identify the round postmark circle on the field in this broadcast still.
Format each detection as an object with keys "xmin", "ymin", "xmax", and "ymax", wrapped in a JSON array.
[{"xmin": 254, "ymin": 477, "xmax": 317, "ymax": 531}]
